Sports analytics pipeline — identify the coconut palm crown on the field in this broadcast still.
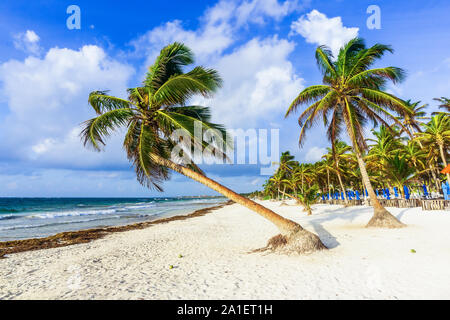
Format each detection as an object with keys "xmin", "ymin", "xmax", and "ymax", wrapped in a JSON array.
[{"xmin": 81, "ymin": 42, "xmax": 227, "ymax": 191}]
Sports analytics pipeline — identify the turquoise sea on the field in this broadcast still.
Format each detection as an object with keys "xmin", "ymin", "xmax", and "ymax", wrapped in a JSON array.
[{"xmin": 0, "ymin": 197, "xmax": 225, "ymax": 241}]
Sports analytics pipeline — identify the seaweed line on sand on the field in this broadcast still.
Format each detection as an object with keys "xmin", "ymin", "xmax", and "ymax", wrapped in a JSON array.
[{"xmin": 0, "ymin": 200, "xmax": 234, "ymax": 259}]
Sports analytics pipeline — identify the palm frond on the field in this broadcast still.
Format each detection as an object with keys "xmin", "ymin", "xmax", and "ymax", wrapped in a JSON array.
[
  {"xmin": 80, "ymin": 108, "xmax": 134, "ymax": 150},
  {"xmin": 347, "ymin": 43, "xmax": 394, "ymax": 78},
  {"xmin": 285, "ymin": 85, "xmax": 331, "ymax": 117},
  {"xmin": 144, "ymin": 42, "xmax": 195, "ymax": 92},
  {"xmin": 88, "ymin": 91, "xmax": 133, "ymax": 115},
  {"xmin": 315, "ymin": 46, "xmax": 337, "ymax": 77},
  {"xmin": 152, "ymin": 67, "xmax": 222, "ymax": 107},
  {"xmin": 336, "ymin": 38, "xmax": 365, "ymax": 77},
  {"xmin": 347, "ymin": 67, "xmax": 405, "ymax": 87}
]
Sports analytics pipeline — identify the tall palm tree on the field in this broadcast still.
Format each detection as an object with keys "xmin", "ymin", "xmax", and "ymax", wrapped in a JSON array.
[
  {"xmin": 274, "ymin": 151, "xmax": 297, "ymax": 199},
  {"xmin": 294, "ymin": 163, "xmax": 312, "ymax": 193},
  {"xmin": 317, "ymin": 160, "xmax": 335, "ymax": 197},
  {"xmin": 80, "ymin": 42, "xmax": 325, "ymax": 253},
  {"xmin": 323, "ymin": 140, "xmax": 352, "ymax": 204},
  {"xmin": 416, "ymin": 114, "xmax": 450, "ymax": 182},
  {"xmin": 286, "ymin": 37, "xmax": 411, "ymax": 228}
]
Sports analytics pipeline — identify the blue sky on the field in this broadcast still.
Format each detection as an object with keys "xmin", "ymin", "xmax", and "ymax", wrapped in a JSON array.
[{"xmin": 0, "ymin": 0, "xmax": 449, "ymax": 197}]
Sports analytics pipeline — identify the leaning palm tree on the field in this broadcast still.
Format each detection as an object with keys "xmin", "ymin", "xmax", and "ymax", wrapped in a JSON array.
[
  {"xmin": 416, "ymin": 114, "xmax": 450, "ymax": 182},
  {"xmin": 286, "ymin": 37, "xmax": 412, "ymax": 228},
  {"xmin": 80, "ymin": 42, "xmax": 325, "ymax": 253}
]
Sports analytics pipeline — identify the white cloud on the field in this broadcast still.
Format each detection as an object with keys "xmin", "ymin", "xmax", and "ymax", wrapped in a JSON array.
[
  {"xmin": 32, "ymin": 138, "xmax": 56, "ymax": 155},
  {"xmin": 25, "ymin": 30, "xmax": 39, "ymax": 42},
  {"xmin": 13, "ymin": 30, "xmax": 42, "ymax": 55},
  {"xmin": 0, "ymin": 45, "xmax": 134, "ymax": 167},
  {"xmin": 131, "ymin": 19, "xmax": 233, "ymax": 66},
  {"xmin": 130, "ymin": 0, "xmax": 302, "ymax": 66},
  {"xmin": 290, "ymin": 10, "xmax": 358, "ymax": 56},
  {"xmin": 130, "ymin": 0, "xmax": 305, "ymax": 128},
  {"xmin": 304, "ymin": 146, "xmax": 326, "ymax": 162},
  {"xmin": 235, "ymin": 0, "xmax": 305, "ymax": 26},
  {"xmin": 201, "ymin": 37, "xmax": 304, "ymax": 126},
  {"xmin": 0, "ymin": 0, "xmax": 308, "ymax": 188}
]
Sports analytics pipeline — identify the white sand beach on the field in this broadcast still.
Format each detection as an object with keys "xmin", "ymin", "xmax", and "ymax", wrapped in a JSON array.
[{"xmin": 1, "ymin": 200, "xmax": 450, "ymax": 300}]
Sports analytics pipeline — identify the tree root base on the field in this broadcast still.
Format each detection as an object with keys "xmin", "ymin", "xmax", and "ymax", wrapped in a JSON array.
[
  {"xmin": 254, "ymin": 230, "xmax": 327, "ymax": 255},
  {"xmin": 366, "ymin": 209, "xmax": 405, "ymax": 228}
]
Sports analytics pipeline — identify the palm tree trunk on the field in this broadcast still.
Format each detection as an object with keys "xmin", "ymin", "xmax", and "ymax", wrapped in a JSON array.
[
  {"xmin": 335, "ymin": 160, "xmax": 348, "ymax": 203},
  {"xmin": 280, "ymin": 189, "xmax": 301, "ymax": 204},
  {"xmin": 361, "ymin": 176, "xmax": 366, "ymax": 200},
  {"xmin": 354, "ymin": 151, "xmax": 404, "ymax": 228},
  {"xmin": 429, "ymin": 163, "xmax": 440, "ymax": 191},
  {"xmin": 336, "ymin": 169, "xmax": 348, "ymax": 204},
  {"xmin": 326, "ymin": 168, "xmax": 331, "ymax": 198},
  {"xmin": 150, "ymin": 154, "xmax": 326, "ymax": 252},
  {"xmin": 416, "ymin": 134, "xmax": 441, "ymax": 192},
  {"xmin": 438, "ymin": 143, "xmax": 450, "ymax": 183}
]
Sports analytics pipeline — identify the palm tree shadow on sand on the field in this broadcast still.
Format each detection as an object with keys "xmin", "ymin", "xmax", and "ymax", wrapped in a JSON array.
[
  {"xmin": 305, "ymin": 205, "xmax": 363, "ymax": 249},
  {"xmin": 309, "ymin": 221, "xmax": 340, "ymax": 249},
  {"xmin": 305, "ymin": 204, "xmax": 408, "ymax": 249}
]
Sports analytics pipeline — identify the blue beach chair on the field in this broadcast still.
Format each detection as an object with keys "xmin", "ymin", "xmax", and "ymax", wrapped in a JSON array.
[
  {"xmin": 442, "ymin": 182, "xmax": 450, "ymax": 200},
  {"xmin": 422, "ymin": 184, "xmax": 429, "ymax": 198},
  {"xmin": 403, "ymin": 185, "xmax": 410, "ymax": 200}
]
